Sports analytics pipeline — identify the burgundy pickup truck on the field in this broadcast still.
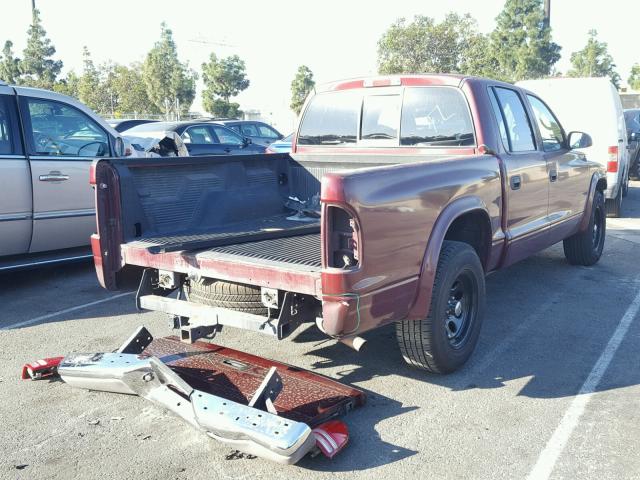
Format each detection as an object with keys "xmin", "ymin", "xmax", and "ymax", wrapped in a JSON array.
[{"xmin": 91, "ymin": 74, "xmax": 606, "ymax": 374}]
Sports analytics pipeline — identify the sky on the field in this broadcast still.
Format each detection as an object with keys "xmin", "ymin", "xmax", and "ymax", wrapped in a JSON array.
[{"xmin": 2, "ymin": 0, "xmax": 639, "ymax": 130}]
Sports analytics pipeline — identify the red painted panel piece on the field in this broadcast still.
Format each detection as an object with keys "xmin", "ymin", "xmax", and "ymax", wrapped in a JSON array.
[
  {"xmin": 21, "ymin": 357, "xmax": 64, "ymax": 380},
  {"xmin": 313, "ymin": 420, "xmax": 349, "ymax": 458},
  {"xmin": 144, "ymin": 337, "xmax": 365, "ymax": 427}
]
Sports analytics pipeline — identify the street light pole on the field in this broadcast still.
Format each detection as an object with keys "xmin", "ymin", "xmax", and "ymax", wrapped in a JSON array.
[
  {"xmin": 543, "ymin": 0, "xmax": 551, "ymax": 28},
  {"xmin": 31, "ymin": 0, "xmax": 36, "ymax": 13}
]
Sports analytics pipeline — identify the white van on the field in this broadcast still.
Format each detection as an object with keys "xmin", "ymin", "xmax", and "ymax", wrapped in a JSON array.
[{"xmin": 517, "ymin": 77, "xmax": 629, "ymax": 217}]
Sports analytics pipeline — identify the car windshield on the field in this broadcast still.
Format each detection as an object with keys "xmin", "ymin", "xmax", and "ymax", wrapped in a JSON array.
[{"xmin": 125, "ymin": 122, "xmax": 175, "ymax": 133}]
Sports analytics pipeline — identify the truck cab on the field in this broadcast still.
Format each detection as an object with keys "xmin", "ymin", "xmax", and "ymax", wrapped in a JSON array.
[{"xmin": 0, "ymin": 82, "xmax": 125, "ymax": 270}]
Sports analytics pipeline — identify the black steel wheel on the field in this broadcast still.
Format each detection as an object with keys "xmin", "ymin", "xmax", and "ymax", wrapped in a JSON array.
[{"xmin": 396, "ymin": 241, "xmax": 485, "ymax": 374}]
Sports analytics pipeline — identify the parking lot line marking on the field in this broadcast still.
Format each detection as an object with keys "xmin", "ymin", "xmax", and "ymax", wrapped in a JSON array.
[
  {"xmin": 526, "ymin": 280, "xmax": 640, "ymax": 480},
  {"xmin": 1, "ymin": 292, "xmax": 133, "ymax": 330}
]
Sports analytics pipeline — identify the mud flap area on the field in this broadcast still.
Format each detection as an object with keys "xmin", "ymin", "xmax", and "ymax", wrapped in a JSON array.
[{"xmin": 26, "ymin": 326, "xmax": 364, "ymax": 464}]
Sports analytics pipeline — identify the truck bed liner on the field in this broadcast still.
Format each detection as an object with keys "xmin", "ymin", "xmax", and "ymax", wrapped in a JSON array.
[{"xmin": 127, "ymin": 214, "xmax": 320, "ymax": 254}]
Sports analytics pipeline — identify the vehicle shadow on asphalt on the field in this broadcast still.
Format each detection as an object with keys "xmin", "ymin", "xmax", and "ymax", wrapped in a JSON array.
[{"xmin": 291, "ymin": 229, "xmax": 640, "ymax": 405}]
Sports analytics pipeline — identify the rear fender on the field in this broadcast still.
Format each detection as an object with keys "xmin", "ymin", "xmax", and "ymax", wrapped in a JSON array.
[
  {"xmin": 405, "ymin": 196, "xmax": 491, "ymax": 321},
  {"xmin": 579, "ymin": 172, "xmax": 607, "ymax": 233}
]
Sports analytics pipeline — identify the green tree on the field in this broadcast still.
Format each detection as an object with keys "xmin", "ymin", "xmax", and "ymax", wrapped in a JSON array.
[
  {"xmin": 629, "ymin": 63, "xmax": 640, "ymax": 91},
  {"xmin": 290, "ymin": 65, "xmax": 315, "ymax": 115},
  {"xmin": 110, "ymin": 63, "xmax": 157, "ymax": 116},
  {"xmin": 568, "ymin": 30, "xmax": 621, "ymax": 88},
  {"xmin": 0, "ymin": 41, "xmax": 21, "ymax": 84},
  {"xmin": 201, "ymin": 53, "xmax": 249, "ymax": 116},
  {"xmin": 377, "ymin": 13, "xmax": 489, "ymax": 75},
  {"xmin": 490, "ymin": 0, "xmax": 561, "ymax": 82},
  {"xmin": 19, "ymin": 9, "xmax": 63, "ymax": 89},
  {"xmin": 53, "ymin": 71, "xmax": 80, "ymax": 98},
  {"xmin": 77, "ymin": 47, "xmax": 105, "ymax": 112},
  {"xmin": 142, "ymin": 23, "xmax": 196, "ymax": 117}
]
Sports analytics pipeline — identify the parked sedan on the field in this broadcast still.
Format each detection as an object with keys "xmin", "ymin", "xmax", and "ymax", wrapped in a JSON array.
[
  {"xmin": 123, "ymin": 121, "xmax": 266, "ymax": 156},
  {"xmin": 213, "ymin": 120, "xmax": 283, "ymax": 147},
  {"xmin": 625, "ymin": 109, "xmax": 640, "ymax": 179},
  {"xmin": 265, "ymin": 133, "xmax": 293, "ymax": 153}
]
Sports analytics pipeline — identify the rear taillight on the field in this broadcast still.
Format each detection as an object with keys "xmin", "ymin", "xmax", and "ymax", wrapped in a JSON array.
[
  {"xmin": 607, "ymin": 146, "xmax": 619, "ymax": 173},
  {"xmin": 328, "ymin": 207, "xmax": 359, "ymax": 268}
]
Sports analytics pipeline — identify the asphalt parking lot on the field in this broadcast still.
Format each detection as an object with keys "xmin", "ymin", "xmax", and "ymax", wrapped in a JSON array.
[{"xmin": 1, "ymin": 183, "xmax": 639, "ymax": 480}]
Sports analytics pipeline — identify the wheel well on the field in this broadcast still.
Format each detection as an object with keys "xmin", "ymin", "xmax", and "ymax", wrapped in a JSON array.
[
  {"xmin": 443, "ymin": 210, "xmax": 491, "ymax": 270},
  {"xmin": 596, "ymin": 178, "xmax": 607, "ymax": 192}
]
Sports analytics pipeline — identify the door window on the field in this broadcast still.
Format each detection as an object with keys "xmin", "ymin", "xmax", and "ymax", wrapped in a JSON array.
[
  {"xmin": 240, "ymin": 124, "xmax": 259, "ymax": 137},
  {"xmin": 25, "ymin": 98, "xmax": 110, "ymax": 157},
  {"xmin": 0, "ymin": 96, "xmax": 16, "ymax": 155},
  {"xmin": 257, "ymin": 124, "xmax": 280, "ymax": 139},
  {"xmin": 493, "ymin": 88, "xmax": 536, "ymax": 152},
  {"xmin": 527, "ymin": 95, "xmax": 565, "ymax": 152},
  {"xmin": 211, "ymin": 125, "xmax": 244, "ymax": 145},
  {"xmin": 182, "ymin": 126, "xmax": 217, "ymax": 144}
]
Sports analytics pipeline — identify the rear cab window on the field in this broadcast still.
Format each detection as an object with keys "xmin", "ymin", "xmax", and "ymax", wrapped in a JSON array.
[{"xmin": 298, "ymin": 86, "xmax": 475, "ymax": 148}]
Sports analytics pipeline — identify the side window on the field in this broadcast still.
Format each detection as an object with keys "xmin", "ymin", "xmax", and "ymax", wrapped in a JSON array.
[
  {"xmin": 488, "ymin": 89, "xmax": 509, "ymax": 150},
  {"xmin": 361, "ymin": 94, "xmax": 400, "ymax": 142},
  {"xmin": 0, "ymin": 96, "xmax": 16, "ymax": 155},
  {"xmin": 493, "ymin": 88, "xmax": 536, "ymax": 152},
  {"xmin": 183, "ymin": 126, "xmax": 217, "ymax": 144},
  {"xmin": 211, "ymin": 126, "xmax": 244, "ymax": 145},
  {"xmin": 527, "ymin": 95, "xmax": 565, "ymax": 152},
  {"xmin": 257, "ymin": 124, "xmax": 280, "ymax": 139},
  {"xmin": 240, "ymin": 124, "xmax": 259, "ymax": 136},
  {"xmin": 25, "ymin": 98, "xmax": 110, "ymax": 157},
  {"xmin": 400, "ymin": 87, "xmax": 475, "ymax": 146}
]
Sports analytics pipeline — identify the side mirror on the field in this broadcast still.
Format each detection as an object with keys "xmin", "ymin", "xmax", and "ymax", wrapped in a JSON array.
[
  {"xmin": 114, "ymin": 137, "xmax": 125, "ymax": 156},
  {"xmin": 243, "ymin": 137, "xmax": 252, "ymax": 146},
  {"xmin": 568, "ymin": 131, "xmax": 592, "ymax": 149}
]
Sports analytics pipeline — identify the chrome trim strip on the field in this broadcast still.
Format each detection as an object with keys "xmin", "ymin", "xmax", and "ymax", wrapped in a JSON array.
[
  {"xmin": 33, "ymin": 209, "xmax": 95, "ymax": 220},
  {"xmin": 0, "ymin": 154, "xmax": 27, "ymax": 159},
  {"xmin": 0, "ymin": 254, "xmax": 92, "ymax": 271},
  {"xmin": 28, "ymin": 155, "xmax": 96, "ymax": 162},
  {"xmin": 0, "ymin": 212, "xmax": 32, "ymax": 222}
]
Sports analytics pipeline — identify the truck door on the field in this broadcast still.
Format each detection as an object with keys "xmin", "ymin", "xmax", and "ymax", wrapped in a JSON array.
[
  {"xmin": 489, "ymin": 86, "xmax": 549, "ymax": 265},
  {"xmin": 19, "ymin": 95, "xmax": 111, "ymax": 253},
  {"xmin": 0, "ymin": 87, "xmax": 32, "ymax": 256},
  {"xmin": 526, "ymin": 94, "xmax": 590, "ymax": 231}
]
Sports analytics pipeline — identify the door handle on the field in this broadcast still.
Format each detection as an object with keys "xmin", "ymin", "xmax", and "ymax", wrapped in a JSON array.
[
  {"xmin": 510, "ymin": 175, "xmax": 521, "ymax": 190},
  {"xmin": 39, "ymin": 172, "xmax": 69, "ymax": 182},
  {"xmin": 549, "ymin": 169, "xmax": 558, "ymax": 182},
  {"xmin": 224, "ymin": 148, "xmax": 232, "ymax": 153}
]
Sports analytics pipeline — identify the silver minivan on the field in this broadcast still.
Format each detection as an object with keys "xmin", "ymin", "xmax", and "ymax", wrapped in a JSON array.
[{"xmin": 0, "ymin": 82, "xmax": 126, "ymax": 270}]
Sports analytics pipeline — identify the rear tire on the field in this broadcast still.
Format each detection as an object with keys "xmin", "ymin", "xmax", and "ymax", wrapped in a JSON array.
[
  {"xmin": 622, "ymin": 174, "xmax": 629, "ymax": 197},
  {"xmin": 395, "ymin": 241, "xmax": 485, "ymax": 374},
  {"xmin": 605, "ymin": 188, "xmax": 622, "ymax": 217},
  {"xmin": 187, "ymin": 278, "xmax": 267, "ymax": 315},
  {"xmin": 563, "ymin": 190, "xmax": 606, "ymax": 266}
]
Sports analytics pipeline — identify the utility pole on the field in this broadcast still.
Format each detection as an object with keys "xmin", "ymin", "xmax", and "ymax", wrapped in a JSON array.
[
  {"xmin": 543, "ymin": 0, "xmax": 551, "ymax": 28},
  {"xmin": 31, "ymin": 0, "xmax": 36, "ymax": 14}
]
